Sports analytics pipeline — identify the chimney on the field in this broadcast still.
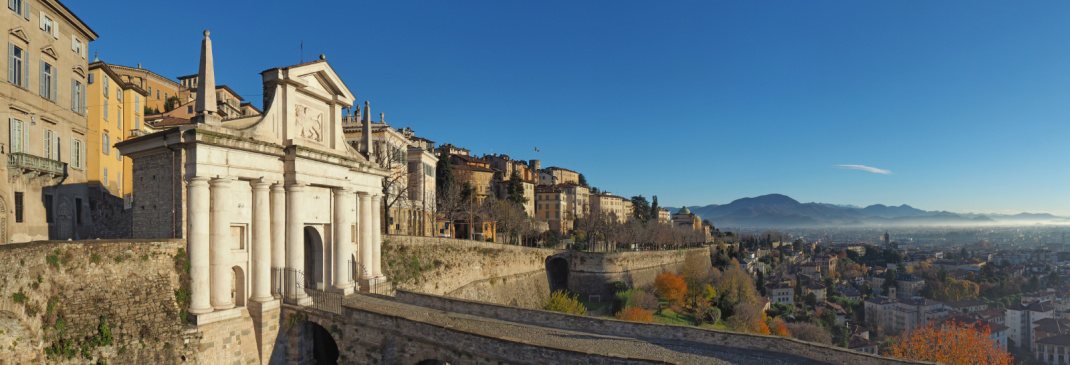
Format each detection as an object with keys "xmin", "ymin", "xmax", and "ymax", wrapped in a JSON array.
[
  {"xmin": 361, "ymin": 101, "xmax": 372, "ymax": 157},
  {"xmin": 192, "ymin": 30, "xmax": 220, "ymax": 126}
]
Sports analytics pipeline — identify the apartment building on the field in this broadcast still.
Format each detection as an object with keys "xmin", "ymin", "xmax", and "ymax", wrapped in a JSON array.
[
  {"xmin": 1008, "ymin": 300, "xmax": 1055, "ymax": 350},
  {"xmin": 2, "ymin": 0, "xmax": 98, "ymax": 242},
  {"xmin": 535, "ymin": 185, "xmax": 568, "ymax": 234},
  {"xmin": 590, "ymin": 193, "xmax": 627, "ymax": 223},
  {"xmin": 560, "ymin": 183, "xmax": 589, "ymax": 220},
  {"xmin": 544, "ymin": 166, "xmax": 578, "ymax": 185},
  {"xmin": 87, "ymin": 61, "xmax": 146, "ymax": 201},
  {"xmin": 108, "ymin": 62, "xmax": 182, "ymax": 114}
]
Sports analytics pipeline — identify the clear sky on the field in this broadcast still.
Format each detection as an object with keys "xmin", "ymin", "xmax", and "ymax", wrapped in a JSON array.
[{"xmin": 69, "ymin": 1, "xmax": 1070, "ymax": 215}]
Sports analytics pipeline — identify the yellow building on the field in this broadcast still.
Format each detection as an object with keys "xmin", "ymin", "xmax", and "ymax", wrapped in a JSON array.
[
  {"xmin": 108, "ymin": 63, "xmax": 182, "ymax": 114},
  {"xmin": 87, "ymin": 61, "xmax": 145, "ymax": 199},
  {"xmin": 545, "ymin": 166, "xmax": 579, "ymax": 185},
  {"xmin": 535, "ymin": 185, "xmax": 570, "ymax": 234}
]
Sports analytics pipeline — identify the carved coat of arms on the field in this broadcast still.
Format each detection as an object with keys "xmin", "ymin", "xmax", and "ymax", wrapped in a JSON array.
[{"xmin": 295, "ymin": 104, "xmax": 323, "ymax": 142}]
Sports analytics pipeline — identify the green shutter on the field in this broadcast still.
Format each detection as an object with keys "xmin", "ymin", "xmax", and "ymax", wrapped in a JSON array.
[
  {"xmin": 50, "ymin": 64, "xmax": 56, "ymax": 102},
  {"xmin": 7, "ymin": 42, "xmax": 13, "ymax": 84},
  {"xmin": 38, "ymin": 60, "xmax": 45, "ymax": 97}
]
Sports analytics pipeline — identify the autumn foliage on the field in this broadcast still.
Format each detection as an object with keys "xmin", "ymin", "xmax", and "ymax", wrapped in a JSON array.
[
  {"xmin": 615, "ymin": 307, "xmax": 654, "ymax": 323},
  {"xmin": 886, "ymin": 320, "xmax": 1013, "ymax": 365},
  {"xmin": 542, "ymin": 290, "xmax": 587, "ymax": 316},
  {"xmin": 769, "ymin": 317, "xmax": 791, "ymax": 337},
  {"xmin": 654, "ymin": 271, "xmax": 687, "ymax": 305}
]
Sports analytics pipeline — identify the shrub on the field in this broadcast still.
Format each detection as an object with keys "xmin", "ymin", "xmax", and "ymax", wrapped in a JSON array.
[
  {"xmin": 542, "ymin": 290, "xmax": 586, "ymax": 316},
  {"xmin": 615, "ymin": 307, "xmax": 654, "ymax": 323},
  {"xmin": 654, "ymin": 271, "xmax": 687, "ymax": 305}
]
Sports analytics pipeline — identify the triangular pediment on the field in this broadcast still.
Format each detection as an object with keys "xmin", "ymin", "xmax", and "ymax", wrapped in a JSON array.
[
  {"xmin": 71, "ymin": 65, "xmax": 86, "ymax": 78},
  {"xmin": 9, "ymin": 27, "xmax": 28, "ymax": 44},
  {"xmin": 41, "ymin": 45, "xmax": 57, "ymax": 60},
  {"xmin": 287, "ymin": 62, "xmax": 355, "ymax": 105}
]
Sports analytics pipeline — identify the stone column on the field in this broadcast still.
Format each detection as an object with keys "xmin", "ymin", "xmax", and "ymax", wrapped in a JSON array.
[
  {"xmin": 358, "ymin": 192, "xmax": 373, "ymax": 279},
  {"xmin": 187, "ymin": 176, "xmax": 212, "ymax": 315},
  {"xmin": 371, "ymin": 194, "xmax": 384, "ymax": 277},
  {"xmin": 286, "ymin": 183, "xmax": 306, "ymax": 300},
  {"xmin": 270, "ymin": 183, "xmax": 285, "ymax": 297},
  {"xmin": 209, "ymin": 177, "xmax": 234, "ymax": 310},
  {"xmin": 332, "ymin": 188, "xmax": 353, "ymax": 290},
  {"xmin": 250, "ymin": 179, "xmax": 273, "ymax": 302}
]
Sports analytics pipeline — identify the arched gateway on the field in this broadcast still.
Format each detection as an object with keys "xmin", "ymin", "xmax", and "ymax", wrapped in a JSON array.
[{"xmin": 116, "ymin": 30, "xmax": 389, "ymax": 361}]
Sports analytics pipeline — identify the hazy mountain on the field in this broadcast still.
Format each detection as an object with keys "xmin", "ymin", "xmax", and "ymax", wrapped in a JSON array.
[{"xmin": 674, "ymin": 194, "xmax": 1061, "ymax": 228}]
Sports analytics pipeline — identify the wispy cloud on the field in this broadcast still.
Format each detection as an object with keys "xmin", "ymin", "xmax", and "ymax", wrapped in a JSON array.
[{"xmin": 833, "ymin": 164, "xmax": 891, "ymax": 175}]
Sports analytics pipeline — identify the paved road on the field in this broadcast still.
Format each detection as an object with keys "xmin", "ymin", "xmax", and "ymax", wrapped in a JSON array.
[{"xmin": 343, "ymin": 295, "xmax": 832, "ymax": 364}]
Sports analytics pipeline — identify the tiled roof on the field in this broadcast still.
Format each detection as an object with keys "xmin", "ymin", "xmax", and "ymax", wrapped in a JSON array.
[{"xmin": 1037, "ymin": 334, "xmax": 1070, "ymax": 347}]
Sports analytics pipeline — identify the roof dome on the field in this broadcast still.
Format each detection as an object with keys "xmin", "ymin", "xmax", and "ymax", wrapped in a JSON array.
[{"xmin": 680, "ymin": 206, "xmax": 690, "ymax": 214}]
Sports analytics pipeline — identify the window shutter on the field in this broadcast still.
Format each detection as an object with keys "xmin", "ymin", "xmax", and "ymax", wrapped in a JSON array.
[
  {"xmin": 22, "ymin": 2, "xmax": 27, "ymax": 20},
  {"xmin": 51, "ymin": 23, "xmax": 57, "ymax": 39},
  {"xmin": 70, "ymin": 138, "xmax": 75, "ymax": 167},
  {"xmin": 23, "ymin": 120, "xmax": 28, "ymax": 153},
  {"xmin": 38, "ymin": 12, "xmax": 43, "ymax": 30},
  {"xmin": 71, "ymin": 34, "xmax": 75, "ymax": 52},
  {"xmin": 7, "ymin": 42, "xmax": 13, "ymax": 84},
  {"xmin": 7, "ymin": 0, "xmax": 14, "ymax": 11},
  {"xmin": 55, "ymin": 135, "xmax": 60, "ymax": 162},
  {"xmin": 80, "ymin": 139, "xmax": 85, "ymax": 168},
  {"xmin": 8, "ymin": 118, "xmax": 15, "ymax": 153},
  {"xmin": 38, "ymin": 60, "xmax": 45, "ymax": 97},
  {"xmin": 43, "ymin": 130, "xmax": 50, "ymax": 158},
  {"xmin": 50, "ymin": 65, "xmax": 56, "ymax": 102},
  {"xmin": 21, "ymin": 50, "xmax": 28, "ymax": 89},
  {"xmin": 70, "ymin": 78, "xmax": 75, "ymax": 110},
  {"xmin": 81, "ymin": 82, "xmax": 86, "ymax": 114}
]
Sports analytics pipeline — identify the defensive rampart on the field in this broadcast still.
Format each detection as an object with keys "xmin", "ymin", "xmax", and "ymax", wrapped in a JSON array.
[{"xmin": 568, "ymin": 247, "xmax": 712, "ymax": 299}]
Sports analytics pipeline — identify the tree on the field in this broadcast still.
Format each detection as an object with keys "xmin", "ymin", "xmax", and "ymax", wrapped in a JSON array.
[
  {"xmin": 715, "ymin": 262, "xmax": 758, "ymax": 317},
  {"xmin": 615, "ymin": 307, "xmax": 653, "ymax": 323},
  {"xmin": 163, "ymin": 95, "xmax": 181, "ymax": 112},
  {"xmin": 630, "ymin": 195, "xmax": 651, "ymax": 222},
  {"xmin": 787, "ymin": 322, "xmax": 832, "ymax": 345},
  {"xmin": 543, "ymin": 290, "xmax": 587, "ymax": 315},
  {"xmin": 650, "ymin": 195, "xmax": 659, "ymax": 221},
  {"xmin": 882, "ymin": 269, "xmax": 898, "ymax": 294},
  {"xmin": 435, "ymin": 149, "xmax": 454, "ymax": 197},
  {"xmin": 506, "ymin": 170, "xmax": 527, "ymax": 205},
  {"xmin": 726, "ymin": 302, "xmax": 770, "ymax": 334},
  {"xmin": 577, "ymin": 173, "xmax": 588, "ymax": 187},
  {"xmin": 886, "ymin": 321, "xmax": 1013, "ymax": 365},
  {"xmin": 769, "ymin": 317, "xmax": 791, "ymax": 337},
  {"xmin": 654, "ymin": 272, "xmax": 687, "ymax": 305},
  {"xmin": 367, "ymin": 139, "xmax": 414, "ymax": 234},
  {"xmin": 144, "ymin": 106, "xmax": 155, "ymax": 116},
  {"xmin": 756, "ymin": 271, "xmax": 767, "ymax": 296}
]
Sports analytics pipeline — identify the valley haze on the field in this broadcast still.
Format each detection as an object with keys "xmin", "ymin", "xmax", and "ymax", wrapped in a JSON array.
[{"xmin": 676, "ymin": 194, "xmax": 1070, "ymax": 228}]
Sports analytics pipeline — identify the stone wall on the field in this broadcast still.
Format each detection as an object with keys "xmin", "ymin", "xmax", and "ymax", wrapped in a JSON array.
[
  {"xmin": 395, "ymin": 291, "xmax": 930, "ymax": 365},
  {"xmin": 568, "ymin": 247, "xmax": 712, "ymax": 299},
  {"xmin": 0, "ymin": 239, "xmax": 196, "ymax": 364},
  {"xmin": 382, "ymin": 235, "xmax": 561, "ymax": 308},
  {"xmin": 130, "ymin": 149, "xmax": 185, "ymax": 239}
]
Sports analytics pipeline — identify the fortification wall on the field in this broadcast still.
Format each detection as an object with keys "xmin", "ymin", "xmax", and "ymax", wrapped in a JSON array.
[
  {"xmin": 0, "ymin": 239, "xmax": 196, "ymax": 364},
  {"xmin": 382, "ymin": 235, "xmax": 561, "ymax": 308},
  {"xmin": 568, "ymin": 247, "xmax": 712, "ymax": 299},
  {"xmin": 394, "ymin": 291, "xmax": 928, "ymax": 365}
]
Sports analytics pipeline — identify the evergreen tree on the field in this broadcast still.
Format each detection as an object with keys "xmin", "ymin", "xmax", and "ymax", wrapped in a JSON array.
[
  {"xmin": 630, "ymin": 195, "xmax": 651, "ymax": 222},
  {"xmin": 578, "ymin": 173, "xmax": 588, "ymax": 187},
  {"xmin": 756, "ymin": 271, "xmax": 766, "ymax": 296},
  {"xmin": 436, "ymin": 149, "xmax": 454, "ymax": 197},
  {"xmin": 650, "ymin": 195, "xmax": 659, "ymax": 220},
  {"xmin": 506, "ymin": 170, "xmax": 527, "ymax": 204}
]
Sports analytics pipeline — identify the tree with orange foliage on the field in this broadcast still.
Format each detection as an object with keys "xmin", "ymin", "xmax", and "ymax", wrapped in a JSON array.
[
  {"xmin": 769, "ymin": 317, "xmax": 791, "ymax": 337},
  {"xmin": 654, "ymin": 271, "xmax": 687, "ymax": 305},
  {"xmin": 615, "ymin": 307, "xmax": 654, "ymax": 323},
  {"xmin": 726, "ymin": 302, "xmax": 770, "ymax": 335},
  {"xmin": 886, "ymin": 320, "xmax": 1013, "ymax": 365}
]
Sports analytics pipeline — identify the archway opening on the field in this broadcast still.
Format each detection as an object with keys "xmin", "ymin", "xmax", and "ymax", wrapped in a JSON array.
[
  {"xmin": 546, "ymin": 256, "xmax": 569, "ymax": 293},
  {"xmin": 232, "ymin": 266, "xmax": 245, "ymax": 307},
  {"xmin": 308, "ymin": 322, "xmax": 339, "ymax": 364},
  {"xmin": 304, "ymin": 226, "xmax": 324, "ymax": 290}
]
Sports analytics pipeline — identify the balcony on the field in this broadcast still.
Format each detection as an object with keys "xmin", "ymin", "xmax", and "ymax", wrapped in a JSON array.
[
  {"xmin": 8, "ymin": 153, "xmax": 66, "ymax": 179},
  {"xmin": 129, "ymin": 129, "xmax": 147, "ymax": 138}
]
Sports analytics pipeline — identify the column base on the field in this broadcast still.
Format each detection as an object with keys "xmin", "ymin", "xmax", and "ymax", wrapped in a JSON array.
[
  {"xmin": 190, "ymin": 306, "xmax": 242, "ymax": 326},
  {"xmin": 359, "ymin": 276, "xmax": 390, "ymax": 294},
  {"xmin": 248, "ymin": 299, "xmax": 281, "ymax": 365},
  {"xmin": 328, "ymin": 284, "xmax": 355, "ymax": 295}
]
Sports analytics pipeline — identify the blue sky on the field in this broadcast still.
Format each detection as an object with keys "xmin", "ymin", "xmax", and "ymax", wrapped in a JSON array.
[{"xmin": 71, "ymin": 1, "xmax": 1070, "ymax": 215}]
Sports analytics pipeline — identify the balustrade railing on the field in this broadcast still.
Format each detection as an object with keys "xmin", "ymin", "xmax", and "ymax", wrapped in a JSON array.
[{"xmin": 8, "ymin": 152, "xmax": 65, "ymax": 177}]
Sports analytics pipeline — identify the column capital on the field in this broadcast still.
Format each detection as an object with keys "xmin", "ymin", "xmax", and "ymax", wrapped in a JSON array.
[
  {"xmin": 286, "ymin": 182, "xmax": 307, "ymax": 191},
  {"xmin": 209, "ymin": 176, "xmax": 233, "ymax": 187},
  {"xmin": 187, "ymin": 176, "xmax": 210, "ymax": 185},
  {"xmin": 356, "ymin": 191, "xmax": 371, "ymax": 197},
  {"xmin": 370, "ymin": 194, "xmax": 382, "ymax": 202},
  {"xmin": 333, "ymin": 187, "xmax": 353, "ymax": 195},
  {"xmin": 251, "ymin": 178, "xmax": 272, "ymax": 190}
]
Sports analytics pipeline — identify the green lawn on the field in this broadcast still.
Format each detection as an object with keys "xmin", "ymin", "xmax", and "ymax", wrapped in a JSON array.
[
  {"xmin": 579, "ymin": 299, "xmax": 612, "ymax": 317},
  {"xmin": 654, "ymin": 308, "xmax": 697, "ymax": 326}
]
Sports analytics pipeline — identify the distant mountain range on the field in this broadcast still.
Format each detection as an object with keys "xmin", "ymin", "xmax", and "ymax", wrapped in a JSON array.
[{"xmin": 671, "ymin": 194, "xmax": 1068, "ymax": 228}]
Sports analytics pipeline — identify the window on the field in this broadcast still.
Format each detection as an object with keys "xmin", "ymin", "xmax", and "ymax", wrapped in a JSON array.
[
  {"xmin": 71, "ymin": 139, "xmax": 83, "ymax": 169},
  {"xmin": 134, "ymin": 117, "xmax": 140, "ymax": 130},
  {"xmin": 43, "ymin": 129, "xmax": 53, "ymax": 159},
  {"xmin": 117, "ymin": 110, "xmax": 122, "ymax": 131},
  {"xmin": 14, "ymin": 192, "xmax": 23, "ymax": 223},
  {"xmin": 103, "ymin": 76, "xmax": 109, "ymax": 97},
  {"xmin": 102, "ymin": 133, "xmax": 110, "ymax": 155},
  {"xmin": 117, "ymin": 172, "xmax": 121, "ymax": 192},
  {"xmin": 8, "ymin": 43, "xmax": 27, "ymax": 88},
  {"xmin": 115, "ymin": 145, "xmax": 121, "ymax": 161},
  {"xmin": 40, "ymin": 14, "xmax": 56, "ymax": 38},
  {"xmin": 156, "ymin": 90, "xmax": 159, "ymax": 99},
  {"xmin": 71, "ymin": 35, "xmax": 83, "ymax": 57},
  {"xmin": 9, "ymin": 118, "xmax": 26, "ymax": 153},
  {"xmin": 103, "ymin": 99, "xmax": 108, "ymax": 120},
  {"xmin": 117, "ymin": 88, "xmax": 122, "ymax": 103},
  {"xmin": 164, "ymin": 92, "xmax": 168, "ymax": 100},
  {"xmin": 186, "ymin": 105, "xmax": 193, "ymax": 114},
  {"xmin": 103, "ymin": 167, "xmax": 109, "ymax": 186},
  {"xmin": 43, "ymin": 194, "xmax": 53, "ymax": 223},
  {"xmin": 71, "ymin": 79, "xmax": 85, "ymax": 114},
  {"xmin": 135, "ymin": 95, "xmax": 139, "ymax": 111},
  {"xmin": 75, "ymin": 198, "xmax": 82, "ymax": 225},
  {"xmin": 8, "ymin": 0, "xmax": 23, "ymax": 17},
  {"xmin": 39, "ymin": 61, "xmax": 55, "ymax": 101}
]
